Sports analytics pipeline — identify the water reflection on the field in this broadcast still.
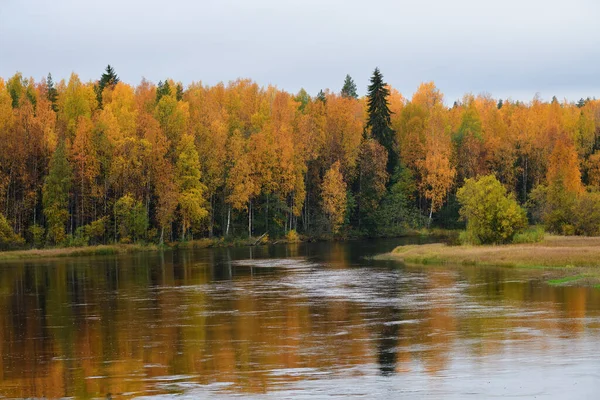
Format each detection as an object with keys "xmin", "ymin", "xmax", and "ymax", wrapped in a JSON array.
[{"xmin": 0, "ymin": 238, "xmax": 599, "ymax": 398}]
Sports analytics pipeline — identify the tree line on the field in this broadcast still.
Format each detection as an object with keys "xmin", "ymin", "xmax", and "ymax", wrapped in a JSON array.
[{"xmin": 1, "ymin": 65, "xmax": 599, "ymax": 249}]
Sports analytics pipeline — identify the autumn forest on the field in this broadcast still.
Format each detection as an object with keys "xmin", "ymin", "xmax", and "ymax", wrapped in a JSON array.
[{"xmin": 0, "ymin": 66, "xmax": 599, "ymax": 249}]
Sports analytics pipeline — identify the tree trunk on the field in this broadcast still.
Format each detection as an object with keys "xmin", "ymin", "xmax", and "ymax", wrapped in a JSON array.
[
  {"xmin": 428, "ymin": 203, "xmax": 434, "ymax": 228},
  {"xmin": 248, "ymin": 200, "xmax": 252, "ymax": 238},
  {"xmin": 114, "ymin": 211, "xmax": 117, "ymax": 244},
  {"xmin": 265, "ymin": 194, "xmax": 269, "ymax": 234},
  {"xmin": 226, "ymin": 205, "xmax": 231, "ymax": 236},
  {"xmin": 209, "ymin": 194, "xmax": 214, "ymax": 238},
  {"xmin": 523, "ymin": 156, "xmax": 528, "ymax": 202}
]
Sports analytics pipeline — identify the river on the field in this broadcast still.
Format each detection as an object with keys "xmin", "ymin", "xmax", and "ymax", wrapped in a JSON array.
[{"xmin": 0, "ymin": 238, "xmax": 599, "ymax": 398}]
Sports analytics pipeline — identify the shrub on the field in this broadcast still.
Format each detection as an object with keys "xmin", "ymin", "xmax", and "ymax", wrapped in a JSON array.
[
  {"xmin": 259, "ymin": 234, "xmax": 269, "ymax": 244},
  {"xmin": 528, "ymin": 183, "xmax": 577, "ymax": 234},
  {"xmin": 286, "ymin": 229, "xmax": 300, "ymax": 242},
  {"xmin": 529, "ymin": 184, "xmax": 600, "ymax": 236},
  {"xmin": 67, "ymin": 229, "xmax": 89, "ymax": 247},
  {"xmin": 572, "ymin": 192, "xmax": 600, "ymax": 236},
  {"xmin": 512, "ymin": 226, "xmax": 545, "ymax": 244},
  {"xmin": 114, "ymin": 195, "xmax": 148, "ymax": 242},
  {"xmin": 28, "ymin": 224, "xmax": 45, "ymax": 248},
  {"xmin": 457, "ymin": 175, "xmax": 527, "ymax": 244},
  {"xmin": 458, "ymin": 230, "xmax": 480, "ymax": 245},
  {"xmin": 86, "ymin": 217, "xmax": 107, "ymax": 244},
  {"xmin": 0, "ymin": 213, "xmax": 25, "ymax": 250}
]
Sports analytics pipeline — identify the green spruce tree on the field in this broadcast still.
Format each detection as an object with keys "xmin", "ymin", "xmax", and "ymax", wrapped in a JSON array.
[
  {"xmin": 341, "ymin": 74, "xmax": 358, "ymax": 99},
  {"xmin": 156, "ymin": 80, "xmax": 172, "ymax": 103},
  {"xmin": 95, "ymin": 64, "xmax": 120, "ymax": 108},
  {"xmin": 175, "ymin": 83, "xmax": 184, "ymax": 101},
  {"xmin": 316, "ymin": 89, "xmax": 327, "ymax": 103},
  {"xmin": 46, "ymin": 73, "xmax": 59, "ymax": 112},
  {"xmin": 366, "ymin": 67, "xmax": 396, "ymax": 174},
  {"xmin": 43, "ymin": 140, "xmax": 72, "ymax": 245}
]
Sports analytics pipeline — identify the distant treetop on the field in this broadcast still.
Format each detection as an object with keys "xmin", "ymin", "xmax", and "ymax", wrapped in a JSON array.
[{"xmin": 341, "ymin": 74, "xmax": 358, "ymax": 99}]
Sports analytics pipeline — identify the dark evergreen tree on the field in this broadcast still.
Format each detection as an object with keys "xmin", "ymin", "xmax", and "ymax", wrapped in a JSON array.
[
  {"xmin": 46, "ymin": 73, "xmax": 59, "ymax": 112},
  {"xmin": 497, "ymin": 99, "xmax": 503, "ymax": 109},
  {"xmin": 577, "ymin": 98, "xmax": 586, "ymax": 108},
  {"xmin": 316, "ymin": 89, "xmax": 327, "ymax": 103},
  {"xmin": 341, "ymin": 74, "xmax": 358, "ymax": 99},
  {"xmin": 95, "ymin": 64, "xmax": 120, "ymax": 108},
  {"xmin": 366, "ymin": 67, "xmax": 396, "ymax": 174},
  {"xmin": 156, "ymin": 80, "xmax": 172, "ymax": 103},
  {"xmin": 6, "ymin": 74, "xmax": 24, "ymax": 108},
  {"xmin": 375, "ymin": 165, "xmax": 421, "ymax": 235},
  {"xmin": 175, "ymin": 83, "xmax": 184, "ymax": 101}
]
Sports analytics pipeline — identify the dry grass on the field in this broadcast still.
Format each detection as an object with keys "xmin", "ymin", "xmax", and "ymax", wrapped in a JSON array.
[
  {"xmin": 382, "ymin": 235, "xmax": 600, "ymax": 268},
  {"xmin": 0, "ymin": 244, "xmax": 159, "ymax": 262}
]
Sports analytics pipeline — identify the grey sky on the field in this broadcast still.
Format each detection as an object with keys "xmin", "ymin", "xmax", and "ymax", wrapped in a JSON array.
[{"xmin": 1, "ymin": 0, "xmax": 599, "ymax": 103}]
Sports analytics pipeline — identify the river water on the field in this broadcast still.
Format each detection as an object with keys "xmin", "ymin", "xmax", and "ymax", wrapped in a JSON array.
[{"xmin": 1, "ymin": 238, "xmax": 599, "ymax": 399}]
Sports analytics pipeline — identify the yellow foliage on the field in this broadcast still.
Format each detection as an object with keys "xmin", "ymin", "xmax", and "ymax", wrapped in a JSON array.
[
  {"xmin": 546, "ymin": 137, "xmax": 583, "ymax": 194},
  {"xmin": 321, "ymin": 161, "xmax": 347, "ymax": 234}
]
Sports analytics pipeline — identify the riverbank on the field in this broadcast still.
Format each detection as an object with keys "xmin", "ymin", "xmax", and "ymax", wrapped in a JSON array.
[
  {"xmin": 0, "ymin": 228, "xmax": 453, "ymax": 262},
  {"xmin": 0, "ymin": 232, "xmax": 297, "ymax": 261},
  {"xmin": 0, "ymin": 238, "xmax": 258, "ymax": 261},
  {"xmin": 381, "ymin": 236, "xmax": 600, "ymax": 267},
  {"xmin": 0, "ymin": 243, "xmax": 161, "ymax": 261},
  {"xmin": 379, "ymin": 235, "xmax": 600, "ymax": 287}
]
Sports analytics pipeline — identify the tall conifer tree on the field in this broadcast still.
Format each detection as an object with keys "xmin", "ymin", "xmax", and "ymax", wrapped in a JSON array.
[
  {"xmin": 366, "ymin": 67, "xmax": 396, "ymax": 174},
  {"xmin": 46, "ymin": 73, "xmax": 59, "ymax": 112}
]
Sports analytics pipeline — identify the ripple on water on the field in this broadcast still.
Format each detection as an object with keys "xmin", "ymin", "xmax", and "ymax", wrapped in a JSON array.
[{"xmin": 231, "ymin": 258, "xmax": 321, "ymax": 269}]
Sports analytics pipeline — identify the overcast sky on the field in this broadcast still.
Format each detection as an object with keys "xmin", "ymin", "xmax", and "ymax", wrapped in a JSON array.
[{"xmin": 1, "ymin": 0, "xmax": 599, "ymax": 103}]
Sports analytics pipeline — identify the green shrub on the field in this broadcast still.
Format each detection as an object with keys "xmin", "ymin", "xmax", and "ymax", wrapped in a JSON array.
[
  {"xmin": 68, "ymin": 227, "xmax": 89, "ymax": 247},
  {"xmin": 114, "ymin": 195, "xmax": 148, "ymax": 242},
  {"xmin": 572, "ymin": 192, "xmax": 600, "ymax": 236},
  {"xmin": 28, "ymin": 224, "xmax": 45, "ymax": 248},
  {"xmin": 512, "ymin": 226, "xmax": 545, "ymax": 244},
  {"xmin": 529, "ymin": 185, "xmax": 600, "ymax": 236},
  {"xmin": 458, "ymin": 230, "xmax": 480, "ymax": 245},
  {"xmin": 457, "ymin": 175, "xmax": 527, "ymax": 244},
  {"xmin": 528, "ymin": 183, "xmax": 577, "ymax": 234},
  {"xmin": 86, "ymin": 217, "xmax": 107, "ymax": 244},
  {"xmin": 0, "ymin": 213, "xmax": 25, "ymax": 250}
]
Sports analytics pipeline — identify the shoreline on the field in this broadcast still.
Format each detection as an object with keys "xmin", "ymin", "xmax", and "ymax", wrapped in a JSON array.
[
  {"xmin": 377, "ymin": 235, "xmax": 600, "ymax": 287},
  {"xmin": 0, "ymin": 244, "xmax": 161, "ymax": 261},
  {"xmin": 0, "ymin": 230, "xmax": 443, "ymax": 262}
]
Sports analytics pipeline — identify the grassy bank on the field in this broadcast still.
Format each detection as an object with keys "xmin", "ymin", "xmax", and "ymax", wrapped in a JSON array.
[
  {"xmin": 0, "ymin": 233, "xmax": 295, "ymax": 262},
  {"xmin": 382, "ymin": 235, "xmax": 600, "ymax": 268},
  {"xmin": 379, "ymin": 235, "xmax": 600, "ymax": 287},
  {"xmin": 0, "ymin": 243, "xmax": 160, "ymax": 261}
]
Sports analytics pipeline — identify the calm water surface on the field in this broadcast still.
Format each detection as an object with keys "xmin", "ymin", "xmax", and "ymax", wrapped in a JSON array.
[{"xmin": 1, "ymin": 238, "xmax": 600, "ymax": 399}]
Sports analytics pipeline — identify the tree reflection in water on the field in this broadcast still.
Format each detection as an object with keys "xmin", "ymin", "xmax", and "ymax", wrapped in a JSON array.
[{"xmin": 0, "ymin": 239, "xmax": 598, "ymax": 398}]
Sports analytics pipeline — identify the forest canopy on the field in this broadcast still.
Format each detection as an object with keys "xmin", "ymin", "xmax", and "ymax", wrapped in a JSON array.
[{"xmin": 1, "ymin": 66, "xmax": 599, "ymax": 248}]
